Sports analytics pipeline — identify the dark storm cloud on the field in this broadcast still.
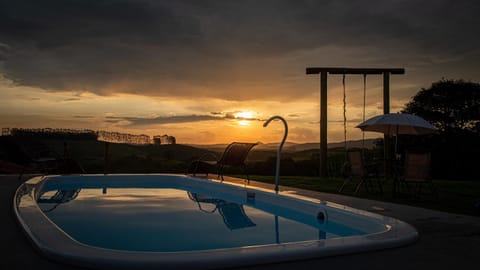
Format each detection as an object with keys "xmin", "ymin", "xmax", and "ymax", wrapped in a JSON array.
[
  {"xmin": 1, "ymin": 0, "xmax": 479, "ymax": 99},
  {"xmin": 106, "ymin": 114, "xmax": 222, "ymax": 126},
  {"xmin": 62, "ymin": 98, "xmax": 81, "ymax": 102},
  {"xmin": 0, "ymin": 0, "xmax": 203, "ymax": 90}
]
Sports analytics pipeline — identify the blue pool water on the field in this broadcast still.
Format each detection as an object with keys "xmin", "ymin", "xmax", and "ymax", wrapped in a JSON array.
[
  {"xmin": 36, "ymin": 180, "xmax": 373, "ymax": 252},
  {"xmin": 15, "ymin": 174, "xmax": 418, "ymax": 269},
  {"xmin": 39, "ymin": 188, "xmax": 327, "ymax": 252}
]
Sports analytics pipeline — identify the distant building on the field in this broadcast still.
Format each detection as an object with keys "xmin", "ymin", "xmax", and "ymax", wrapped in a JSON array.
[
  {"xmin": 1, "ymin": 128, "xmax": 11, "ymax": 136},
  {"xmin": 153, "ymin": 135, "xmax": 176, "ymax": 145}
]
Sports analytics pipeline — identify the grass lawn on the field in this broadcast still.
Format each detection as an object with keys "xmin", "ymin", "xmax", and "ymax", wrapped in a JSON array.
[{"xmin": 236, "ymin": 175, "xmax": 480, "ymax": 217}]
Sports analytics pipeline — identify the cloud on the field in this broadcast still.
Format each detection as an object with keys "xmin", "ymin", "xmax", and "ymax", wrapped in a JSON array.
[
  {"xmin": 0, "ymin": 42, "xmax": 10, "ymax": 58},
  {"xmin": 223, "ymin": 111, "xmax": 262, "ymax": 121},
  {"xmin": 106, "ymin": 114, "xmax": 222, "ymax": 126},
  {"xmin": 62, "ymin": 98, "xmax": 81, "ymax": 102},
  {"xmin": 106, "ymin": 109, "xmax": 268, "ymax": 126},
  {"xmin": 1, "ymin": 0, "xmax": 479, "ymax": 101},
  {"xmin": 73, "ymin": 115, "xmax": 94, "ymax": 119}
]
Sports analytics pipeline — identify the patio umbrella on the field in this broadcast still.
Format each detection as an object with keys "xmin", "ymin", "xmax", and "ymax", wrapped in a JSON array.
[
  {"xmin": 356, "ymin": 113, "xmax": 437, "ymax": 136},
  {"xmin": 356, "ymin": 113, "xmax": 437, "ymax": 155}
]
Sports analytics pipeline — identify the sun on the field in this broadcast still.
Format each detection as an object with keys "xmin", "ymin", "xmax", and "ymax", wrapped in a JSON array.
[
  {"xmin": 235, "ymin": 111, "xmax": 255, "ymax": 119},
  {"xmin": 234, "ymin": 111, "xmax": 256, "ymax": 126}
]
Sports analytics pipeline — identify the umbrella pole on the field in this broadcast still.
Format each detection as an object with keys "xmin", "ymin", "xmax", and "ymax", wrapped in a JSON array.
[
  {"xmin": 395, "ymin": 135, "xmax": 398, "ymax": 158},
  {"xmin": 384, "ymin": 136, "xmax": 391, "ymax": 179},
  {"xmin": 395, "ymin": 125, "xmax": 399, "ymax": 158}
]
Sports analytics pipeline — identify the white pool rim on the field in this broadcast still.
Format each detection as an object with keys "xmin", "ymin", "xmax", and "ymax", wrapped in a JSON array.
[{"xmin": 14, "ymin": 174, "xmax": 418, "ymax": 270}]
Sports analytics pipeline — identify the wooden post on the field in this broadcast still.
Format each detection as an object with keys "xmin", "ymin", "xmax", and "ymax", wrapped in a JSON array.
[
  {"xmin": 320, "ymin": 71, "xmax": 328, "ymax": 177},
  {"xmin": 383, "ymin": 72, "xmax": 390, "ymax": 114}
]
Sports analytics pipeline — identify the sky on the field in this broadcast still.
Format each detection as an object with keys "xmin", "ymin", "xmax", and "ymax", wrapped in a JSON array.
[{"xmin": 1, "ymin": 0, "xmax": 479, "ymax": 144}]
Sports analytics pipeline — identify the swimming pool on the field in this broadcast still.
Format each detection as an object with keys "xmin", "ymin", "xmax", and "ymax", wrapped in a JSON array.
[{"xmin": 15, "ymin": 174, "xmax": 418, "ymax": 269}]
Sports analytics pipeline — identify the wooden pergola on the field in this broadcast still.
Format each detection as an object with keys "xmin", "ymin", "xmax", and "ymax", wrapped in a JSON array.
[{"xmin": 306, "ymin": 67, "xmax": 405, "ymax": 177}]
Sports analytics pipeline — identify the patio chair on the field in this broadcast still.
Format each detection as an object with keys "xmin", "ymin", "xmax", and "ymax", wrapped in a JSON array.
[
  {"xmin": 16, "ymin": 139, "xmax": 86, "ymax": 179},
  {"xmin": 188, "ymin": 142, "xmax": 257, "ymax": 183},
  {"xmin": 188, "ymin": 192, "xmax": 256, "ymax": 230},
  {"xmin": 395, "ymin": 152, "xmax": 437, "ymax": 199},
  {"xmin": 339, "ymin": 149, "xmax": 382, "ymax": 194}
]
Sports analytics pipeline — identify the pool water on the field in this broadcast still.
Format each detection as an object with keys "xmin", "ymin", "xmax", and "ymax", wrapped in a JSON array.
[{"xmin": 37, "ymin": 186, "xmax": 371, "ymax": 252}]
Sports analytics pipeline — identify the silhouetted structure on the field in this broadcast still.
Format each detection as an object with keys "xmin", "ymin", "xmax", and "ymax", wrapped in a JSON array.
[
  {"xmin": 1, "ymin": 127, "xmax": 178, "ymax": 146},
  {"xmin": 395, "ymin": 151, "xmax": 437, "ymax": 199},
  {"xmin": 97, "ymin": 130, "xmax": 150, "ymax": 145},
  {"xmin": 153, "ymin": 135, "xmax": 176, "ymax": 145},
  {"xmin": 306, "ymin": 67, "xmax": 405, "ymax": 177},
  {"xmin": 339, "ymin": 149, "xmax": 382, "ymax": 194},
  {"xmin": 188, "ymin": 142, "xmax": 257, "ymax": 182},
  {"xmin": 4, "ymin": 128, "xmax": 97, "ymax": 140}
]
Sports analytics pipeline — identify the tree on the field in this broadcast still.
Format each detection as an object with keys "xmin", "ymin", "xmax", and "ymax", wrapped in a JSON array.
[
  {"xmin": 402, "ymin": 79, "xmax": 480, "ymax": 134},
  {"xmin": 402, "ymin": 79, "xmax": 480, "ymax": 180}
]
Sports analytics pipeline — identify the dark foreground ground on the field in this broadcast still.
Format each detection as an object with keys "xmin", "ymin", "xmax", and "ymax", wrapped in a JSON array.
[{"xmin": 2, "ymin": 174, "xmax": 480, "ymax": 270}]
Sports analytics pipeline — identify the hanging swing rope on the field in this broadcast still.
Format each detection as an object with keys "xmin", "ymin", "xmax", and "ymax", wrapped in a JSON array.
[
  {"xmin": 342, "ymin": 74, "xmax": 347, "ymax": 155},
  {"xmin": 362, "ymin": 74, "xmax": 367, "ymax": 150}
]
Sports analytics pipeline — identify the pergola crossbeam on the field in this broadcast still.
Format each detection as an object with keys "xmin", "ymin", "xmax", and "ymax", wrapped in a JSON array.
[{"xmin": 306, "ymin": 67, "xmax": 405, "ymax": 75}]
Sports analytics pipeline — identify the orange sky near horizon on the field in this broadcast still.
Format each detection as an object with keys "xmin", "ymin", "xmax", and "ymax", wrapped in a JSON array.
[{"xmin": 0, "ymin": 74, "xmax": 406, "ymax": 144}]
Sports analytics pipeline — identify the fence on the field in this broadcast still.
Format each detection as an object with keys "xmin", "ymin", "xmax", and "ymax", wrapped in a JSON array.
[
  {"xmin": 1, "ymin": 127, "xmax": 176, "ymax": 145},
  {"xmin": 97, "ymin": 130, "xmax": 151, "ymax": 145}
]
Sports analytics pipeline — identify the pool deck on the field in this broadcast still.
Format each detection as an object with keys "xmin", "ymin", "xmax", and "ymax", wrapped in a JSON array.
[{"xmin": 2, "ymin": 174, "xmax": 480, "ymax": 269}]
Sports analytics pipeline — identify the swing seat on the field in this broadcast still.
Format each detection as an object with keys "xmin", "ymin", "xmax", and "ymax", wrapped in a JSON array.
[{"xmin": 339, "ymin": 149, "xmax": 383, "ymax": 194}]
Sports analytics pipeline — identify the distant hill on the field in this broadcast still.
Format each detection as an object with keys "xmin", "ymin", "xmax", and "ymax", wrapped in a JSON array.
[
  {"xmin": 188, "ymin": 138, "xmax": 378, "ymax": 152},
  {"xmin": 1, "ymin": 136, "xmax": 380, "ymax": 175},
  {"xmin": 325, "ymin": 138, "xmax": 377, "ymax": 150}
]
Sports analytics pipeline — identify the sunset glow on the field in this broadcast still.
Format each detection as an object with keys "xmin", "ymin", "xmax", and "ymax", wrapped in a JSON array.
[
  {"xmin": 238, "ymin": 120, "xmax": 250, "ymax": 126},
  {"xmin": 234, "ymin": 111, "xmax": 255, "ymax": 120},
  {"xmin": 234, "ymin": 111, "xmax": 256, "ymax": 126},
  {"xmin": 1, "ymin": 1, "xmax": 479, "ymax": 145}
]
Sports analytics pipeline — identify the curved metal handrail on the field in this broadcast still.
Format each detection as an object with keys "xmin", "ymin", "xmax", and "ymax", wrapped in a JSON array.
[{"xmin": 263, "ymin": 116, "xmax": 288, "ymax": 193}]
